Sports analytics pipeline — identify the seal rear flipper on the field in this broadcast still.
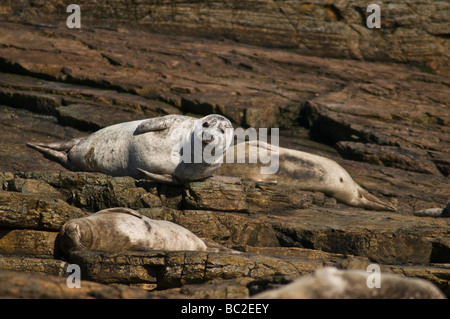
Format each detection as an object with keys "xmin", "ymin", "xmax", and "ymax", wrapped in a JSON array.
[
  {"xmin": 354, "ymin": 186, "xmax": 397, "ymax": 212},
  {"xmin": 26, "ymin": 138, "xmax": 85, "ymax": 169},
  {"xmin": 137, "ymin": 168, "xmax": 181, "ymax": 185}
]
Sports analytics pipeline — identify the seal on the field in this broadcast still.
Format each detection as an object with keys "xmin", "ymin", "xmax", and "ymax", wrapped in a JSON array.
[
  {"xmin": 27, "ymin": 114, "xmax": 234, "ymax": 185},
  {"xmin": 253, "ymin": 267, "xmax": 446, "ymax": 299},
  {"xmin": 414, "ymin": 200, "xmax": 450, "ymax": 218},
  {"xmin": 219, "ymin": 140, "xmax": 396, "ymax": 211},
  {"xmin": 58, "ymin": 207, "xmax": 238, "ymax": 254}
]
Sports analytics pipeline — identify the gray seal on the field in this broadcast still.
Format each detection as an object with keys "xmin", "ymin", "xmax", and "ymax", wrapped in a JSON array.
[
  {"xmin": 58, "ymin": 207, "xmax": 238, "ymax": 254},
  {"xmin": 253, "ymin": 267, "xmax": 446, "ymax": 299},
  {"xmin": 219, "ymin": 141, "xmax": 396, "ymax": 211},
  {"xmin": 27, "ymin": 114, "xmax": 234, "ymax": 185}
]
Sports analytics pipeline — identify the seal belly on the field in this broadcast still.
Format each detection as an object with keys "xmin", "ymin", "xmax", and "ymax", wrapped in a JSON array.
[{"xmin": 68, "ymin": 120, "xmax": 144, "ymax": 176}]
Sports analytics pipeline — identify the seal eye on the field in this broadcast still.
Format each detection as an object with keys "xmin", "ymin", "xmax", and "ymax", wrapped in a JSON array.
[
  {"xmin": 219, "ymin": 128, "xmax": 225, "ymax": 134},
  {"xmin": 202, "ymin": 122, "xmax": 209, "ymax": 128}
]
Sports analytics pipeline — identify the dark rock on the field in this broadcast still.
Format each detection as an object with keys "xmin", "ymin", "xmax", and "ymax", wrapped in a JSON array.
[{"xmin": 336, "ymin": 142, "xmax": 442, "ymax": 175}]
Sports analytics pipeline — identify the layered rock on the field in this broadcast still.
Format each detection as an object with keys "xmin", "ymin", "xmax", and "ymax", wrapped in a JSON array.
[
  {"xmin": 0, "ymin": 171, "xmax": 449, "ymax": 298},
  {"xmin": 1, "ymin": 0, "xmax": 448, "ymax": 75},
  {"xmin": 0, "ymin": 1, "xmax": 448, "ymax": 299}
]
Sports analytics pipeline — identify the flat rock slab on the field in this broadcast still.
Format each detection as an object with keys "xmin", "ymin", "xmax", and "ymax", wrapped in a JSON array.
[
  {"xmin": 0, "ymin": 256, "xmax": 68, "ymax": 277},
  {"xmin": 66, "ymin": 250, "xmax": 328, "ymax": 289},
  {"xmin": 262, "ymin": 208, "xmax": 450, "ymax": 264},
  {"xmin": 0, "ymin": 229, "xmax": 57, "ymax": 257},
  {"xmin": 0, "ymin": 270, "xmax": 153, "ymax": 299},
  {"xmin": 0, "ymin": 191, "xmax": 86, "ymax": 231}
]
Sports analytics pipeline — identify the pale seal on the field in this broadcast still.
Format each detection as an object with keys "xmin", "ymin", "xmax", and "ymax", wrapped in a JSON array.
[
  {"xmin": 58, "ymin": 207, "xmax": 238, "ymax": 254},
  {"xmin": 253, "ymin": 267, "xmax": 446, "ymax": 299},
  {"xmin": 414, "ymin": 200, "xmax": 450, "ymax": 218},
  {"xmin": 219, "ymin": 140, "xmax": 396, "ymax": 211},
  {"xmin": 27, "ymin": 114, "xmax": 234, "ymax": 185}
]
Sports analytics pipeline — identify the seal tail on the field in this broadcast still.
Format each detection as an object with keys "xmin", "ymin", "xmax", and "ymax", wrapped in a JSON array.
[
  {"xmin": 353, "ymin": 186, "xmax": 397, "ymax": 212},
  {"xmin": 26, "ymin": 138, "xmax": 84, "ymax": 169}
]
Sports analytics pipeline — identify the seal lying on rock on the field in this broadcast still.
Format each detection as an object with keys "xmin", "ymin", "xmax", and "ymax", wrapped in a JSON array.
[
  {"xmin": 253, "ymin": 267, "xmax": 446, "ymax": 299},
  {"xmin": 219, "ymin": 141, "xmax": 396, "ymax": 211},
  {"xmin": 58, "ymin": 207, "xmax": 238, "ymax": 254},
  {"xmin": 414, "ymin": 200, "xmax": 450, "ymax": 218},
  {"xmin": 27, "ymin": 114, "xmax": 234, "ymax": 185}
]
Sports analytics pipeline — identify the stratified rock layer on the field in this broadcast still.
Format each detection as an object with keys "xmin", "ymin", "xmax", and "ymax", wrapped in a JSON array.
[{"xmin": 0, "ymin": 1, "xmax": 448, "ymax": 299}]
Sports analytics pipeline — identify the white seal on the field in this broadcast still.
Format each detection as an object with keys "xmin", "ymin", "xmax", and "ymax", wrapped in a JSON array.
[
  {"xmin": 253, "ymin": 267, "xmax": 446, "ymax": 299},
  {"xmin": 219, "ymin": 141, "xmax": 396, "ymax": 211},
  {"xmin": 27, "ymin": 114, "xmax": 234, "ymax": 185}
]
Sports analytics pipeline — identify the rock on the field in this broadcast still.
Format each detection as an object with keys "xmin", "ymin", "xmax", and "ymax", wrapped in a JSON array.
[
  {"xmin": 139, "ymin": 208, "xmax": 281, "ymax": 248},
  {"xmin": 0, "ymin": 256, "xmax": 68, "ymax": 276},
  {"xmin": 263, "ymin": 208, "xmax": 449, "ymax": 264},
  {"xmin": 336, "ymin": 142, "xmax": 442, "ymax": 175},
  {"xmin": 66, "ymin": 250, "xmax": 327, "ymax": 289},
  {"xmin": 0, "ymin": 2, "xmax": 448, "ymax": 299},
  {"xmin": 183, "ymin": 176, "xmax": 338, "ymax": 213},
  {"xmin": 0, "ymin": 270, "xmax": 152, "ymax": 299},
  {"xmin": 178, "ymin": 278, "xmax": 254, "ymax": 299},
  {"xmin": 11, "ymin": 171, "xmax": 165, "ymax": 212},
  {"xmin": 5, "ymin": 177, "xmax": 64, "ymax": 199},
  {"xmin": 0, "ymin": 229, "xmax": 57, "ymax": 257},
  {"xmin": 2, "ymin": 1, "xmax": 448, "ymax": 75},
  {"xmin": 0, "ymin": 191, "xmax": 87, "ymax": 231}
]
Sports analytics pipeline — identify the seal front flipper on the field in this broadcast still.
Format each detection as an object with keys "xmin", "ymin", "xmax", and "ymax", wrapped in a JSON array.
[
  {"xmin": 134, "ymin": 115, "xmax": 179, "ymax": 135},
  {"xmin": 26, "ymin": 137, "xmax": 84, "ymax": 169},
  {"xmin": 137, "ymin": 168, "xmax": 181, "ymax": 185}
]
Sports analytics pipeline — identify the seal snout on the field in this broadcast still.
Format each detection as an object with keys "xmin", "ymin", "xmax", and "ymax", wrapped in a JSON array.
[
  {"xmin": 59, "ymin": 221, "xmax": 87, "ymax": 253},
  {"xmin": 198, "ymin": 115, "xmax": 233, "ymax": 147}
]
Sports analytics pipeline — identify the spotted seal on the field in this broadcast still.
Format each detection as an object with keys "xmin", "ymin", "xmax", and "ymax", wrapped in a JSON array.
[
  {"xmin": 253, "ymin": 267, "xmax": 445, "ymax": 299},
  {"xmin": 219, "ymin": 140, "xmax": 396, "ymax": 211},
  {"xmin": 27, "ymin": 114, "xmax": 234, "ymax": 185}
]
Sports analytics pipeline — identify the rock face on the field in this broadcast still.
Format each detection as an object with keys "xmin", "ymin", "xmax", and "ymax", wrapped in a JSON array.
[
  {"xmin": 1, "ymin": 0, "xmax": 449, "ymax": 75},
  {"xmin": 0, "ymin": 2, "xmax": 448, "ymax": 299}
]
